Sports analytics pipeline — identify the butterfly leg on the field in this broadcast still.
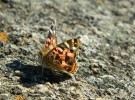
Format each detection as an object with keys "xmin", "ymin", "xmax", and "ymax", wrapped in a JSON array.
[
  {"xmin": 41, "ymin": 66, "xmax": 44, "ymax": 78},
  {"xmin": 51, "ymin": 69, "xmax": 60, "ymax": 77},
  {"xmin": 71, "ymin": 75, "xmax": 77, "ymax": 81}
]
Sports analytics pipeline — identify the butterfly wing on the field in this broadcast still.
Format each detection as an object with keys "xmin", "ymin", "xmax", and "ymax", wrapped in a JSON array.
[
  {"xmin": 45, "ymin": 20, "xmax": 57, "ymax": 50},
  {"xmin": 44, "ymin": 37, "xmax": 81, "ymax": 74},
  {"xmin": 57, "ymin": 37, "xmax": 81, "ymax": 54},
  {"xmin": 38, "ymin": 20, "xmax": 57, "ymax": 68}
]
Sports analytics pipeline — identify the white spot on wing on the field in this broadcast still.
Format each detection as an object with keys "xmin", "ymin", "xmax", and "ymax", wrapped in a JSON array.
[{"xmin": 64, "ymin": 42, "xmax": 70, "ymax": 48}]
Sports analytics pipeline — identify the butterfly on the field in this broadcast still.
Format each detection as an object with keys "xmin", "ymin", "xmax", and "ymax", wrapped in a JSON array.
[{"xmin": 38, "ymin": 20, "xmax": 81, "ymax": 74}]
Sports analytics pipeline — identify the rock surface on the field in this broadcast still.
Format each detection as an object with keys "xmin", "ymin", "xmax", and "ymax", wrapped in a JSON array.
[{"xmin": 0, "ymin": 0, "xmax": 135, "ymax": 99}]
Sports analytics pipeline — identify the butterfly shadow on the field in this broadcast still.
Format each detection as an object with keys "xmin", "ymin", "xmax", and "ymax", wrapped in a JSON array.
[{"xmin": 6, "ymin": 60, "xmax": 71, "ymax": 87}]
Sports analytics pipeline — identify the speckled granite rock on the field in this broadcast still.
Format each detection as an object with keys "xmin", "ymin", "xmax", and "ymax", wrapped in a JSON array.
[{"xmin": 0, "ymin": 0, "xmax": 135, "ymax": 99}]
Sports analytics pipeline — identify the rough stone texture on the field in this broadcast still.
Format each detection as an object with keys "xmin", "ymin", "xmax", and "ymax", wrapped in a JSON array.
[{"xmin": 0, "ymin": 0, "xmax": 135, "ymax": 99}]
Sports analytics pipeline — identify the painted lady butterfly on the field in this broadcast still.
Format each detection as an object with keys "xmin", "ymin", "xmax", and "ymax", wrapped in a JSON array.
[{"xmin": 38, "ymin": 20, "xmax": 81, "ymax": 74}]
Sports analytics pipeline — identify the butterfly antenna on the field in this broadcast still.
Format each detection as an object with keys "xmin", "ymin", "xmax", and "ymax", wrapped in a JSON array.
[
  {"xmin": 33, "ymin": 39, "xmax": 43, "ymax": 50},
  {"xmin": 61, "ymin": 33, "xmax": 66, "ymax": 41}
]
